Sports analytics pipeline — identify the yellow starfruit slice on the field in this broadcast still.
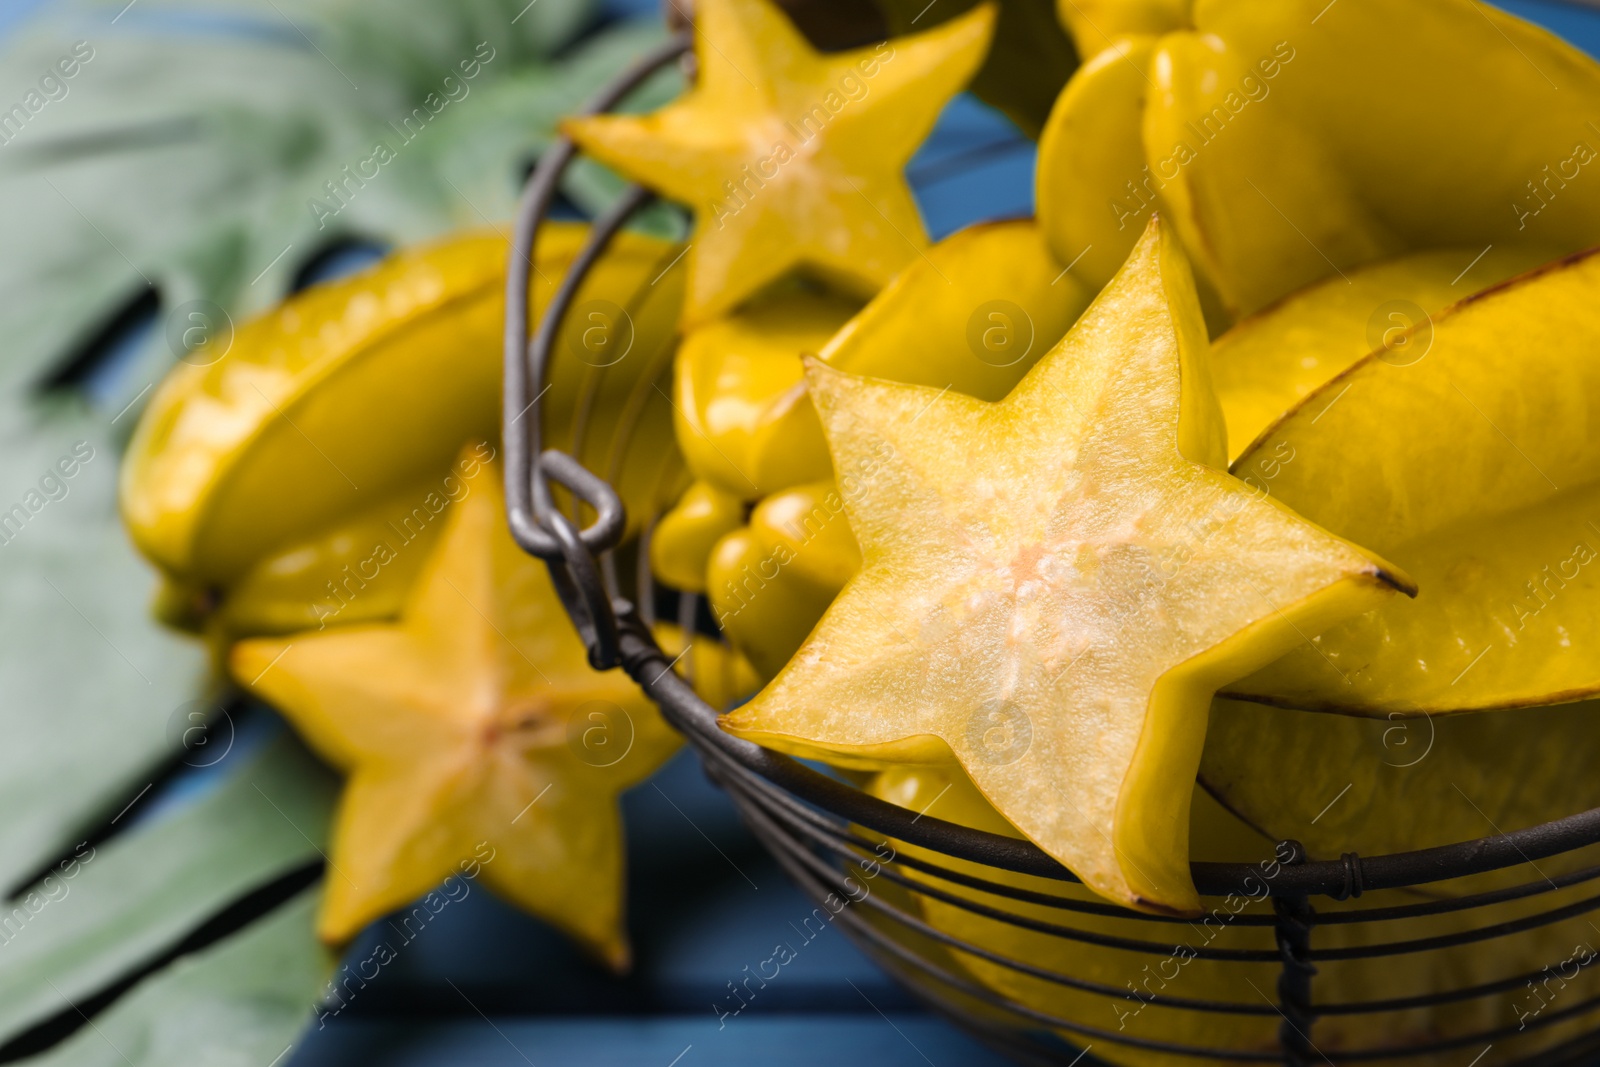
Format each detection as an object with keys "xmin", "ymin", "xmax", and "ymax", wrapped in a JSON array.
[
  {"xmin": 673, "ymin": 286, "xmax": 858, "ymax": 500},
  {"xmin": 1212, "ymin": 245, "xmax": 1558, "ymax": 457},
  {"xmin": 685, "ymin": 220, "xmax": 1088, "ymax": 672},
  {"xmin": 563, "ymin": 0, "xmax": 996, "ymax": 325},
  {"xmin": 231, "ymin": 457, "xmax": 680, "ymax": 964},
  {"xmin": 123, "ymin": 224, "xmax": 684, "ymax": 592},
  {"xmin": 1040, "ymin": 0, "xmax": 1600, "ymax": 319},
  {"xmin": 1229, "ymin": 247, "xmax": 1600, "ymax": 715},
  {"xmin": 722, "ymin": 218, "xmax": 1411, "ymax": 914},
  {"xmin": 708, "ymin": 479, "xmax": 861, "ymax": 680},
  {"xmin": 651, "ymin": 480, "xmax": 746, "ymax": 594}
]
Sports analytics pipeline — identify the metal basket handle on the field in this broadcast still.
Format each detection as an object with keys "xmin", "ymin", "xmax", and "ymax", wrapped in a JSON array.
[{"xmin": 501, "ymin": 33, "xmax": 691, "ymax": 669}]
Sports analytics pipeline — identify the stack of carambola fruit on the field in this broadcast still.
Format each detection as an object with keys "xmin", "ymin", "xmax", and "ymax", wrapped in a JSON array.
[{"xmin": 117, "ymin": 0, "xmax": 1600, "ymax": 1059}]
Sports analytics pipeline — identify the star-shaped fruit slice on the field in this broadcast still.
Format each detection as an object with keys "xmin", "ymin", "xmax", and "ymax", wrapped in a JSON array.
[
  {"xmin": 231, "ymin": 455, "xmax": 679, "ymax": 966},
  {"xmin": 722, "ymin": 218, "xmax": 1413, "ymax": 915},
  {"xmin": 562, "ymin": 0, "xmax": 996, "ymax": 325}
]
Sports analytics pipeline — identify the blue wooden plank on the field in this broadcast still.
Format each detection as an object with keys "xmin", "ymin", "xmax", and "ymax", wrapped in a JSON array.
[{"xmin": 291, "ymin": 1015, "xmax": 1017, "ymax": 1067}]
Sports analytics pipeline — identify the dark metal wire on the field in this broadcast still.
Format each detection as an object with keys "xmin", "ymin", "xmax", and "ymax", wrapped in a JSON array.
[{"xmin": 502, "ymin": 29, "xmax": 1600, "ymax": 1066}]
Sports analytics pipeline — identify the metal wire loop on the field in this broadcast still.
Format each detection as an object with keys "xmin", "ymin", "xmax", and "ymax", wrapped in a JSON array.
[
  {"xmin": 540, "ymin": 504, "xmax": 623, "ymax": 671},
  {"xmin": 502, "ymin": 31, "xmax": 690, "ymax": 565}
]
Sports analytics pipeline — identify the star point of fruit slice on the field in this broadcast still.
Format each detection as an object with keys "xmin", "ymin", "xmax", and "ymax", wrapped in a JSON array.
[
  {"xmin": 721, "ymin": 217, "xmax": 1411, "ymax": 914},
  {"xmin": 562, "ymin": 0, "xmax": 996, "ymax": 324},
  {"xmin": 231, "ymin": 456, "xmax": 679, "ymax": 964}
]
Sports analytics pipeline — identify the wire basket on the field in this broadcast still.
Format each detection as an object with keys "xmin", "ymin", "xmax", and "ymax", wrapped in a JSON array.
[{"xmin": 500, "ymin": 30, "xmax": 1600, "ymax": 1067}]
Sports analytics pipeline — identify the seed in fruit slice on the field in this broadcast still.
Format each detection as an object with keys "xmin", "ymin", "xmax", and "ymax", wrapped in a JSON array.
[{"xmin": 722, "ymin": 218, "xmax": 1410, "ymax": 915}]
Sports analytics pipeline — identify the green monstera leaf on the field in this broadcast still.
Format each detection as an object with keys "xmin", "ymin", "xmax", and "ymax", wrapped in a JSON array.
[{"xmin": 0, "ymin": 0, "xmax": 673, "ymax": 1060}]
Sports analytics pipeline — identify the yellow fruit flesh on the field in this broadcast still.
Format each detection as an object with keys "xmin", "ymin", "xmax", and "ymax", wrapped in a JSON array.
[
  {"xmin": 723, "ymin": 219, "xmax": 1408, "ymax": 913},
  {"xmin": 231, "ymin": 457, "xmax": 680, "ymax": 963},
  {"xmin": 687, "ymin": 220, "xmax": 1091, "ymax": 678},
  {"xmin": 563, "ymin": 0, "xmax": 996, "ymax": 324}
]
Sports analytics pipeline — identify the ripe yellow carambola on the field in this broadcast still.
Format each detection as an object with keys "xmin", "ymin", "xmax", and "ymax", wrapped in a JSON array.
[
  {"xmin": 1038, "ymin": 0, "xmax": 1600, "ymax": 323},
  {"xmin": 122, "ymin": 223, "xmax": 687, "ymax": 637}
]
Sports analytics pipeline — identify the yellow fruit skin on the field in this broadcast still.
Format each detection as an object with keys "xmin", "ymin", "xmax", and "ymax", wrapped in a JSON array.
[
  {"xmin": 820, "ymin": 218, "xmax": 1091, "ymax": 401},
  {"xmin": 1040, "ymin": 0, "xmax": 1600, "ymax": 320},
  {"xmin": 673, "ymin": 287, "xmax": 856, "ymax": 501},
  {"xmin": 650, "ymin": 481, "xmax": 746, "ymax": 594},
  {"xmin": 123, "ymin": 223, "xmax": 686, "ymax": 633},
  {"xmin": 868, "ymin": 764, "xmax": 1600, "ymax": 1066},
  {"xmin": 1202, "ymin": 697, "xmax": 1600, "ymax": 889},
  {"xmin": 1210, "ymin": 245, "xmax": 1557, "ymax": 458},
  {"xmin": 1037, "ymin": 37, "xmax": 1159, "ymax": 303},
  {"xmin": 707, "ymin": 480, "xmax": 860, "ymax": 681},
  {"xmin": 1228, "ymin": 247, "xmax": 1600, "ymax": 715},
  {"xmin": 1052, "ymin": 0, "xmax": 1189, "ymax": 59},
  {"xmin": 651, "ymin": 623, "xmax": 762, "ymax": 712},
  {"xmin": 219, "ymin": 445, "xmax": 497, "ymax": 635}
]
